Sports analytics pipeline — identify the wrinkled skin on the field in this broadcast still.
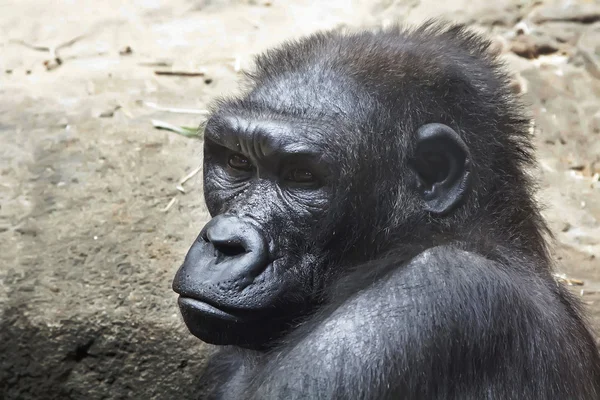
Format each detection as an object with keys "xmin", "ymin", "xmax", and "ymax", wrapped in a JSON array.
[
  {"xmin": 172, "ymin": 21, "xmax": 600, "ymax": 399},
  {"xmin": 172, "ymin": 100, "xmax": 471, "ymax": 349},
  {"xmin": 174, "ymin": 114, "xmax": 339, "ymax": 347}
]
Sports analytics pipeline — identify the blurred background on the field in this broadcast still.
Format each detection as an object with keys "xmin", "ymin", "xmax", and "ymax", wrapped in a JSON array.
[{"xmin": 1, "ymin": 0, "xmax": 599, "ymax": 398}]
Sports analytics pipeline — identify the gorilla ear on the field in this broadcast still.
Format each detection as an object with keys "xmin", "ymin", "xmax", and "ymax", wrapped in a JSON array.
[{"xmin": 410, "ymin": 123, "xmax": 472, "ymax": 215}]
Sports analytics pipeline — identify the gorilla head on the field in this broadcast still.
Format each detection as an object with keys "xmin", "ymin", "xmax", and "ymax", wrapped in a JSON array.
[{"xmin": 170, "ymin": 23, "xmax": 539, "ymax": 349}]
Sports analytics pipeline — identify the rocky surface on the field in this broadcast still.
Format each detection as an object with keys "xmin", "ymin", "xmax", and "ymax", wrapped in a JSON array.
[{"xmin": 1, "ymin": 0, "xmax": 599, "ymax": 398}]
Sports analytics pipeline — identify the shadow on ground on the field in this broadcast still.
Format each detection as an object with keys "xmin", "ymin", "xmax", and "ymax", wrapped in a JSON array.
[{"xmin": 0, "ymin": 295, "xmax": 216, "ymax": 400}]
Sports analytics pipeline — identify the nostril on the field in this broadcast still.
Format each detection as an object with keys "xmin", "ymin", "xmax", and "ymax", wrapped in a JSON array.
[
  {"xmin": 213, "ymin": 241, "xmax": 246, "ymax": 257},
  {"xmin": 202, "ymin": 215, "xmax": 268, "ymax": 269}
]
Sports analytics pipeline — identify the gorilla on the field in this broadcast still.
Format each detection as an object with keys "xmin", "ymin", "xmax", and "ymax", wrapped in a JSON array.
[{"xmin": 172, "ymin": 21, "xmax": 600, "ymax": 399}]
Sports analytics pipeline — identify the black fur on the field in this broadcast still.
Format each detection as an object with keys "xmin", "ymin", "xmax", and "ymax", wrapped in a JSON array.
[{"xmin": 177, "ymin": 21, "xmax": 600, "ymax": 399}]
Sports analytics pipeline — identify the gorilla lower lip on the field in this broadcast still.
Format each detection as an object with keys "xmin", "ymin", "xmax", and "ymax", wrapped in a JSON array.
[{"xmin": 178, "ymin": 297, "xmax": 239, "ymax": 322}]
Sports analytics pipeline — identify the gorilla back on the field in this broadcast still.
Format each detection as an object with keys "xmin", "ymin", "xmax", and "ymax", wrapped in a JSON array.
[{"xmin": 172, "ymin": 21, "xmax": 600, "ymax": 399}]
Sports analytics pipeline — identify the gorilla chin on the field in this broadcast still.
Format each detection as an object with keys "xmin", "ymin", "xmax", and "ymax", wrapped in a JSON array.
[
  {"xmin": 177, "ymin": 297, "xmax": 258, "ymax": 347},
  {"xmin": 178, "ymin": 298, "xmax": 303, "ymax": 350}
]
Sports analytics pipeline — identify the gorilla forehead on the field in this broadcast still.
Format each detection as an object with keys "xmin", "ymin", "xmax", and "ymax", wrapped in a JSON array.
[
  {"xmin": 245, "ymin": 68, "xmax": 369, "ymax": 118},
  {"xmin": 236, "ymin": 24, "xmax": 504, "ymax": 125}
]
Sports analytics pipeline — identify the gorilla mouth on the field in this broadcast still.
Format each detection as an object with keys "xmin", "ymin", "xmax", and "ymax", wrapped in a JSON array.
[
  {"xmin": 177, "ymin": 297, "xmax": 242, "ymax": 323},
  {"xmin": 177, "ymin": 296, "xmax": 290, "ymax": 348}
]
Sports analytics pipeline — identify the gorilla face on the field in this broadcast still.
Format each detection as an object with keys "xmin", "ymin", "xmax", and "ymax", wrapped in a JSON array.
[
  {"xmin": 172, "ymin": 52, "xmax": 472, "ymax": 349},
  {"xmin": 172, "ymin": 113, "xmax": 470, "ymax": 348},
  {"xmin": 172, "ymin": 111, "xmax": 340, "ymax": 348}
]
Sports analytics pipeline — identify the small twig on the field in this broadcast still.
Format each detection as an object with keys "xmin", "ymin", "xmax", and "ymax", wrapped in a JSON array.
[
  {"xmin": 155, "ymin": 70, "xmax": 205, "ymax": 77},
  {"xmin": 578, "ymin": 47, "xmax": 600, "ymax": 80},
  {"xmin": 162, "ymin": 196, "xmax": 178, "ymax": 212},
  {"xmin": 8, "ymin": 19, "xmax": 120, "ymax": 69},
  {"xmin": 175, "ymin": 165, "xmax": 202, "ymax": 194},
  {"xmin": 10, "ymin": 39, "xmax": 50, "ymax": 52},
  {"xmin": 54, "ymin": 34, "xmax": 88, "ymax": 51},
  {"xmin": 151, "ymin": 119, "xmax": 201, "ymax": 138},
  {"xmin": 143, "ymin": 101, "xmax": 209, "ymax": 115},
  {"xmin": 99, "ymin": 105, "xmax": 122, "ymax": 118},
  {"xmin": 139, "ymin": 61, "xmax": 172, "ymax": 67},
  {"xmin": 11, "ymin": 33, "xmax": 88, "ymax": 64},
  {"xmin": 553, "ymin": 273, "xmax": 585, "ymax": 286},
  {"xmin": 180, "ymin": 166, "xmax": 202, "ymax": 186}
]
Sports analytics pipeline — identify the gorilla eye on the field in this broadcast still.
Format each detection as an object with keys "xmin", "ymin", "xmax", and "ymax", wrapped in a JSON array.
[
  {"xmin": 285, "ymin": 168, "xmax": 316, "ymax": 184},
  {"xmin": 228, "ymin": 153, "xmax": 253, "ymax": 171}
]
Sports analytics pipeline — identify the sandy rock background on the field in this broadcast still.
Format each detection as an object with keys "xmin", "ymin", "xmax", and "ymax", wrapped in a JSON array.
[{"xmin": 1, "ymin": 0, "xmax": 599, "ymax": 398}]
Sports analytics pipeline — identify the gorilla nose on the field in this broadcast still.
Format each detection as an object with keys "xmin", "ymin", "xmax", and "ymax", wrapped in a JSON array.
[
  {"xmin": 173, "ymin": 215, "xmax": 271, "ymax": 300},
  {"xmin": 201, "ymin": 215, "xmax": 269, "ymax": 275},
  {"xmin": 205, "ymin": 226, "xmax": 247, "ymax": 260}
]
